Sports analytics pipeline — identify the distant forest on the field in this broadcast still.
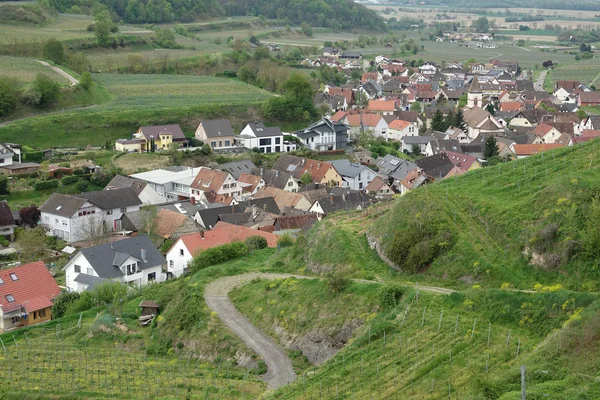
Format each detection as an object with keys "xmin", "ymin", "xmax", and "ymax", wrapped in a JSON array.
[{"xmin": 44, "ymin": 0, "xmax": 386, "ymax": 30}]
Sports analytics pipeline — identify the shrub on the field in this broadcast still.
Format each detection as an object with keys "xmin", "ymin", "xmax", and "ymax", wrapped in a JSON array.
[
  {"xmin": 76, "ymin": 180, "xmax": 89, "ymax": 192},
  {"xmin": 277, "ymin": 234, "xmax": 294, "ymax": 248},
  {"xmin": 0, "ymin": 176, "xmax": 8, "ymax": 195},
  {"xmin": 325, "ymin": 270, "xmax": 350, "ymax": 293},
  {"xmin": 379, "ymin": 285, "xmax": 404, "ymax": 310},
  {"xmin": 52, "ymin": 292, "xmax": 81, "ymax": 318},
  {"xmin": 190, "ymin": 241, "xmax": 248, "ymax": 272},
  {"xmin": 33, "ymin": 180, "xmax": 59, "ymax": 190},
  {"xmin": 60, "ymin": 175, "xmax": 78, "ymax": 186},
  {"xmin": 245, "ymin": 235, "xmax": 268, "ymax": 251}
]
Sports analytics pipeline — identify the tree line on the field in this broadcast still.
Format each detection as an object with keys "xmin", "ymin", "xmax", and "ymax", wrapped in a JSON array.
[{"xmin": 43, "ymin": 0, "xmax": 386, "ymax": 29}]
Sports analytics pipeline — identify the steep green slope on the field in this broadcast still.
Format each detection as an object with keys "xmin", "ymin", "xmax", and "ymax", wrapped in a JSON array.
[{"xmin": 376, "ymin": 140, "xmax": 600, "ymax": 291}]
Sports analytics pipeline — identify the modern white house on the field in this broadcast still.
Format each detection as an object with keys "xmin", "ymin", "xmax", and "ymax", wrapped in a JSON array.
[
  {"xmin": 130, "ymin": 166, "xmax": 204, "ymax": 201},
  {"xmin": 293, "ymin": 118, "xmax": 349, "ymax": 151},
  {"xmin": 237, "ymin": 122, "xmax": 285, "ymax": 153},
  {"xmin": 39, "ymin": 188, "xmax": 142, "ymax": 243},
  {"xmin": 64, "ymin": 235, "xmax": 166, "ymax": 292},
  {"xmin": 387, "ymin": 119, "xmax": 418, "ymax": 142},
  {"xmin": 330, "ymin": 159, "xmax": 377, "ymax": 191}
]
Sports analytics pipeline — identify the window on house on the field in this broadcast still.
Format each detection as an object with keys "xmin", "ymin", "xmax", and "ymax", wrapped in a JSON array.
[
  {"xmin": 107, "ymin": 210, "xmax": 113, "ymax": 215},
  {"xmin": 148, "ymin": 272, "xmax": 156, "ymax": 282},
  {"xmin": 259, "ymin": 138, "xmax": 271, "ymax": 146},
  {"xmin": 211, "ymin": 141, "xmax": 217, "ymax": 148},
  {"xmin": 62, "ymin": 220, "xmax": 68, "ymax": 226},
  {"xmin": 11, "ymin": 316, "xmax": 19, "ymax": 324},
  {"xmin": 6, "ymin": 294, "xmax": 15, "ymax": 303},
  {"xmin": 120, "ymin": 207, "xmax": 127, "ymax": 213},
  {"xmin": 225, "ymin": 140, "xmax": 230, "ymax": 146},
  {"xmin": 74, "ymin": 265, "xmax": 81, "ymax": 273},
  {"xmin": 87, "ymin": 268, "xmax": 93, "ymax": 275},
  {"xmin": 180, "ymin": 249, "xmax": 184, "ymax": 256},
  {"xmin": 275, "ymin": 146, "xmax": 280, "ymax": 152},
  {"xmin": 169, "ymin": 260, "xmax": 174, "ymax": 267},
  {"xmin": 275, "ymin": 137, "xmax": 281, "ymax": 144},
  {"xmin": 44, "ymin": 216, "xmax": 49, "ymax": 222},
  {"xmin": 218, "ymin": 141, "xmax": 223, "ymax": 147},
  {"xmin": 33, "ymin": 311, "xmax": 37, "ymax": 320},
  {"xmin": 287, "ymin": 181, "xmax": 293, "ymax": 186},
  {"xmin": 9, "ymin": 273, "xmax": 17, "ymax": 281}
]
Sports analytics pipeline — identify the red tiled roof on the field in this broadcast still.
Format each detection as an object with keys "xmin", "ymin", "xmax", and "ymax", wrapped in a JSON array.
[
  {"xmin": 361, "ymin": 72, "xmax": 379, "ymax": 82},
  {"xmin": 440, "ymin": 150, "xmax": 478, "ymax": 171},
  {"xmin": 0, "ymin": 261, "xmax": 61, "ymax": 314},
  {"xmin": 346, "ymin": 113, "xmax": 383, "ymax": 128},
  {"xmin": 389, "ymin": 119, "xmax": 411, "ymax": 130},
  {"xmin": 500, "ymin": 102, "xmax": 523, "ymax": 112},
  {"xmin": 298, "ymin": 159, "xmax": 339, "ymax": 183},
  {"xmin": 330, "ymin": 110, "xmax": 347, "ymax": 123},
  {"xmin": 368, "ymin": 99, "xmax": 395, "ymax": 112},
  {"xmin": 178, "ymin": 222, "xmax": 279, "ymax": 255},
  {"xmin": 513, "ymin": 144, "xmax": 564, "ymax": 156},
  {"xmin": 191, "ymin": 168, "xmax": 229, "ymax": 192},
  {"xmin": 582, "ymin": 129, "xmax": 600, "ymax": 138},
  {"xmin": 237, "ymin": 173, "xmax": 263, "ymax": 193},
  {"xmin": 579, "ymin": 92, "xmax": 600, "ymax": 104},
  {"xmin": 365, "ymin": 176, "xmax": 388, "ymax": 192},
  {"xmin": 532, "ymin": 123, "xmax": 555, "ymax": 136}
]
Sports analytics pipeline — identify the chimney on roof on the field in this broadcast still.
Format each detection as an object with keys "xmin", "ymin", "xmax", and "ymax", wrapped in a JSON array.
[
  {"xmin": 275, "ymin": 170, "xmax": 279, "ymax": 177},
  {"xmin": 141, "ymin": 248, "xmax": 147, "ymax": 263},
  {"xmin": 200, "ymin": 231, "xmax": 204, "ymax": 239},
  {"xmin": 330, "ymin": 194, "xmax": 334, "ymax": 202},
  {"xmin": 260, "ymin": 167, "xmax": 264, "ymax": 176},
  {"xmin": 317, "ymin": 162, "xmax": 321, "ymax": 169}
]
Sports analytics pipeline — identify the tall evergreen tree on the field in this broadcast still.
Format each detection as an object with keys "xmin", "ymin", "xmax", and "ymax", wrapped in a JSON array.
[
  {"xmin": 455, "ymin": 109, "xmax": 467, "ymax": 132},
  {"xmin": 431, "ymin": 110, "xmax": 445, "ymax": 131},
  {"xmin": 484, "ymin": 135, "xmax": 499, "ymax": 160}
]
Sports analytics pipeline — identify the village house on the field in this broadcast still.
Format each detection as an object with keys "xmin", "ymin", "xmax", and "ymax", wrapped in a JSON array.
[
  {"xmin": 39, "ymin": 188, "xmax": 142, "ymax": 243},
  {"xmin": 511, "ymin": 143, "xmax": 565, "ymax": 158},
  {"xmin": 105, "ymin": 175, "xmax": 164, "ymax": 205},
  {"xmin": 578, "ymin": 92, "xmax": 600, "ymax": 107},
  {"xmin": 237, "ymin": 122, "xmax": 286, "ymax": 153},
  {"xmin": 376, "ymin": 154, "xmax": 419, "ymax": 190},
  {"xmin": 416, "ymin": 153, "xmax": 465, "ymax": 180},
  {"xmin": 293, "ymin": 118, "xmax": 349, "ymax": 151},
  {"xmin": 0, "ymin": 261, "xmax": 61, "ymax": 332},
  {"xmin": 194, "ymin": 119, "xmax": 236, "ymax": 150},
  {"xmin": 344, "ymin": 113, "xmax": 388, "ymax": 141},
  {"xmin": 252, "ymin": 168, "xmax": 298, "ymax": 192},
  {"xmin": 236, "ymin": 173, "xmax": 266, "ymax": 198},
  {"xmin": 190, "ymin": 168, "xmax": 241, "ymax": 204},
  {"xmin": 116, "ymin": 125, "xmax": 189, "ymax": 152},
  {"xmin": 532, "ymin": 123, "xmax": 563, "ymax": 144},
  {"xmin": 253, "ymin": 187, "xmax": 313, "ymax": 211},
  {"xmin": 330, "ymin": 159, "xmax": 377, "ymax": 191},
  {"xmin": 387, "ymin": 119, "xmax": 418, "ymax": 142},
  {"xmin": 440, "ymin": 150, "xmax": 481, "ymax": 172},
  {"xmin": 64, "ymin": 235, "xmax": 166, "ymax": 292},
  {"xmin": 0, "ymin": 202, "xmax": 16, "ymax": 240},
  {"xmin": 130, "ymin": 166, "xmax": 204, "ymax": 202},
  {"xmin": 365, "ymin": 176, "xmax": 394, "ymax": 198},
  {"xmin": 308, "ymin": 192, "xmax": 372, "ymax": 219},
  {"xmin": 119, "ymin": 208, "xmax": 199, "ymax": 241},
  {"xmin": 367, "ymin": 99, "xmax": 396, "ymax": 116},
  {"xmin": 463, "ymin": 106, "xmax": 505, "ymax": 140},
  {"xmin": 272, "ymin": 155, "xmax": 344, "ymax": 187},
  {"xmin": 166, "ymin": 222, "xmax": 279, "ymax": 278},
  {"xmin": 401, "ymin": 136, "xmax": 438, "ymax": 156}
]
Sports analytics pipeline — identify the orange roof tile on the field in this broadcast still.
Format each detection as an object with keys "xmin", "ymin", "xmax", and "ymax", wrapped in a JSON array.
[
  {"xmin": 365, "ymin": 176, "xmax": 388, "ymax": 192},
  {"xmin": 191, "ymin": 168, "xmax": 229, "ymax": 193},
  {"xmin": 532, "ymin": 123, "xmax": 555, "ymax": 136},
  {"xmin": 253, "ymin": 187, "xmax": 306, "ymax": 209},
  {"xmin": 368, "ymin": 99, "xmax": 395, "ymax": 112},
  {"xmin": 582, "ymin": 129, "xmax": 600, "ymax": 137},
  {"xmin": 155, "ymin": 209, "xmax": 189, "ymax": 238},
  {"xmin": 331, "ymin": 110, "xmax": 347, "ymax": 123},
  {"xmin": 346, "ymin": 113, "xmax": 383, "ymax": 128},
  {"xmin": 500, "ymin": 102, "xmax": 523, "ymax": 112},
  {"xmin": 237, "ymin": 173, "xmax": 263, "ymax": 193},
  {"xmin": 298, "ymin": 159, "xmax": 338, "ymax": 183}
]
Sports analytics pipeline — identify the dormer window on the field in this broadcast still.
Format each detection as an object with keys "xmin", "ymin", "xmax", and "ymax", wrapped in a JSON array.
[
  {"xmin": 6, "ymin": 294, "xmax": 15, "ymax": 303},
  {"xmin": 9, "ymin": 273, "xmax": 17, "ymax": 281}
]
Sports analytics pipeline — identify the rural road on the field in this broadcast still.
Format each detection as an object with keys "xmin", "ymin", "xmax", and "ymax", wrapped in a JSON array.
[
  {"xmin": 204, "ymin": 272, "xmax": 455, "ymax": 389},
  {"xmin": 535, "ymin": 70, "xmax": 548, "ymax": 91},
  {"xmin": 37, "ymin": 60, "xmax": 79, "ymax": 86}
]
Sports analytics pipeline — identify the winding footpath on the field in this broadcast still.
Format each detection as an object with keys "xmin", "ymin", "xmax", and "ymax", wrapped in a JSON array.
[
  {"xmin": 36, "ymin": 60, "xmax": 79, "ymax": 86},
  {"xmin": 204, "ymin": 272, "xmax": 455, "ymax": 389}
]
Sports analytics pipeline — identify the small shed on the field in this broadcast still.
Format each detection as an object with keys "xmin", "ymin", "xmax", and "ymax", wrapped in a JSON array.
[{"xmin": 139, "ymin": 300, "xmax": 159, "ymax": 317}]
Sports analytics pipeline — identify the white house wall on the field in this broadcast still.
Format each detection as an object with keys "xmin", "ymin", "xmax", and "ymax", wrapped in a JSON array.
[{"xmin": 165, "ymin": 239, "xmax": 194, "ymax": 278}]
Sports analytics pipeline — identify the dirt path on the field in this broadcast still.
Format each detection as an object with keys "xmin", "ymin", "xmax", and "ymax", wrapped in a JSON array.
[
  {"xmin": 36, "ymin": 60, "xmax": 79, "ymax": 86},
  {"xmin": 204, "ymin": 272, "xmax": 456, "ymax": 389}
]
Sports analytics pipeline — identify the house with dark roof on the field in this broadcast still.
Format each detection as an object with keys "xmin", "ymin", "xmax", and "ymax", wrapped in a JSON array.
[
  {"xmin": 120, "ymin": 208, "xmax": 199, "ymax": 242},
  {"xmin": 578, "ymin": 92, "xmax": 600, "ymax": 107},
  {"xmin": 238, "ymin": 122, "xmax": 286, "ymax": 153},
  {"xmin": 105, "ymin": 175, "xmax": 163, "ymax": 205},
  {"xmin": 401, "ymin": 136, "xmax": 438, "ymax": 156},
  {"xmin": 64, "ymin": 235, "xmax": 166, "ymax": 292},
  {"xmin": 330, "ymin": 159, "xmax": 377, "ymax": 191},
  {"xmin": 218, "ymin": 160, "xmax": 257, "ymax": 179},
  {"xmin": 293, "ymin": 118, "xmax": 349, "ymax": 151},
  {"xmin": 0, "ymin": 201, "xmax": 16, "ymax": 240},
  {"xmin": 251, "ymin": 168, "xmax": 298, "ymax": 192},
  {"xmin": 376, "ymin": 154, "xmax": 418, "ymax": 188},
  {"xmin": 415, "ymin": 153, "xmax": 464, "ymax": 180},
  {"xmin": 117, "ymin": 125, "xmax": 189, "ymax": 152},
  {"xmin": 0, "ymin": 261, "xmax": 61, "ymax": 332},
  {"xmin": 273, "ymin": 214, "xmax": 318, "ymax": 233},
  {"xmin": 194, "ymin": 119, "xmax": 236, "ymax": 150},
  {"xmin": 308, "ymin": 192, "xmax": 372, "ymax": 218},
  {"xmin": 365, "ymin": 176, "xmax": 394, "ymax": 198},
  {"xmin": 39, "ymin": 188, "xmax": 143, "ymax": 243}
]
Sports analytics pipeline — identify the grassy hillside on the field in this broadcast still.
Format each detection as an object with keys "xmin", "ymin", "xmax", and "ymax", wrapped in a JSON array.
[{"xmin": 374, "ymin": 140, "xmax": 600, "ymax": 291}]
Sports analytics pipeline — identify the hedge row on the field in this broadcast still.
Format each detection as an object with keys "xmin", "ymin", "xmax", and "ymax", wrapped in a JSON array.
[
  {"xmin": 60, "ymin": 175, "xmax": 79, "ymax": 186},
  {"xmin": 190, "ymin": 241, "xmax": 248, "ymax": 273},
  {"xmin": 33, "ymin": 180, "xmax": 59, "ymax": 190}
]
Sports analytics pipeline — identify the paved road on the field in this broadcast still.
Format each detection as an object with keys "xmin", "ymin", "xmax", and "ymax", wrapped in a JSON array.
[
  {"xmin": 36, "ymin": 60, "xmax": 79, "ymax": 86},
  {"xmin": 535, "ymin": 70, "xmax": 548, "ymax": 91}
]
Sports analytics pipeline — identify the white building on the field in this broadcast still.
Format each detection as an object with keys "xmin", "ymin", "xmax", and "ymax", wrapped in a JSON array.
[
  {"xmin": 64, "ymin": 235, "xmax": 166, "ymax": 292},
  {"xmin": 387, "ymin": 119, "xmax": 418, "ymax": 142},
  {"xmin": 330, "ymin": 159, "xmax": 377, "ymax": 191},
  {"xmin": 39, "ymin": 188, "xmax": 142, "ymax": 243},
  {"xmin": 130, "ymin": 166, "xmax": 204, "ymax": 202},
  {"xmin": 105, "ymin": 175, "xmax": 164, "ymax": 205},
  {"xmin": 237, "ymin": 122, "xmax": 285, "ymax": 153}
]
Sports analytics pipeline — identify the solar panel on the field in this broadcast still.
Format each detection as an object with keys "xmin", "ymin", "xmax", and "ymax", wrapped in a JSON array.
[{"xmin": 389, "ymin": 159, "xmax": 400, "ymax": 166}]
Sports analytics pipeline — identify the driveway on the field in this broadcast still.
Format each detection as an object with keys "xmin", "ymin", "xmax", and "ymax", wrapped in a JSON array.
[{"xmin": 535, "ymin": 70, "xmax": 548, "ymax": 91}]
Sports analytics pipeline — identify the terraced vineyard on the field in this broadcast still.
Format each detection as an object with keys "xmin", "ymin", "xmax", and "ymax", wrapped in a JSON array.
[
  {"xmin": 0, "ymin": 13, "xmax": 95, "ymax": 44},
  {"xmin": 0, "ymin": 56, "xmax": 69, "ymax": 86},
  {"xmin": 0, "ymin": 313, "xmax": 265, "ymax": 399},
  {"xmin": 549, "ymin": 59, "xmax": 600, "ymax": 86},
  {"xmin": 92, "ymin": 74, "xmax": 273, "ymax": 110}
]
